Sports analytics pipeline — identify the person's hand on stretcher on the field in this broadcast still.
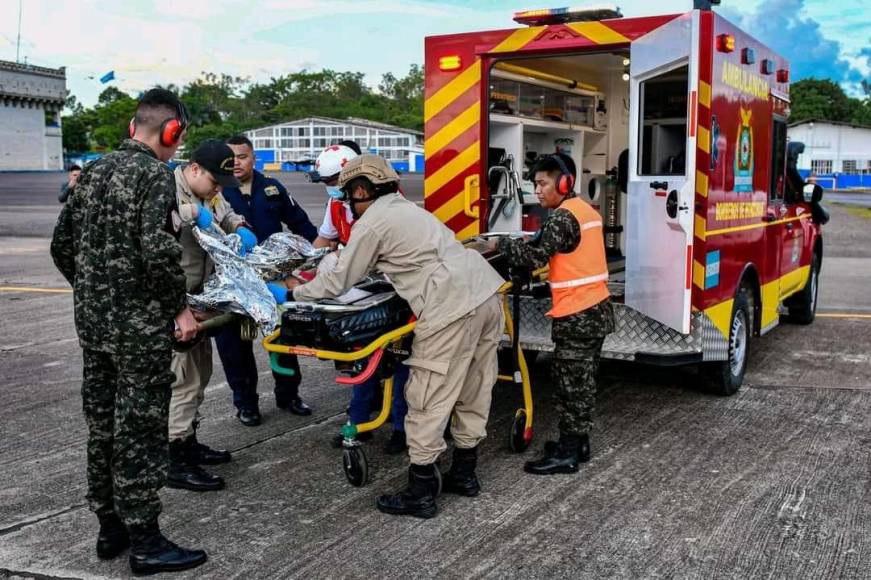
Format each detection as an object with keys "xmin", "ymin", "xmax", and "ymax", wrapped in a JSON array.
[
  {"xmin": 267, "ymin": 248, "xmax": 340, "ymax": 303},
  {"xmin": 174, "ymin": 307, "xmax": 202, "ymax": 342}
]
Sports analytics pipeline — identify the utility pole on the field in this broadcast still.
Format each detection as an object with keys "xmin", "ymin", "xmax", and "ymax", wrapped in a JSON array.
[{"xmin": 16, "ymin": 0, "xmax": 23, "ymax": 63}]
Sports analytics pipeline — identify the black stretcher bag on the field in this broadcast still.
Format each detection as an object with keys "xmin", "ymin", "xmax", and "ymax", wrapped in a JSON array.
[{"xmin": 279, "ymin": 281, "xmax": 413, "ymax": 351}]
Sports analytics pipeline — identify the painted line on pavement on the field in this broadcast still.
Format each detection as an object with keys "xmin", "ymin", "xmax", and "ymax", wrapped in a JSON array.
[
  {"xmin": 0, "ymin": 286, "xmax": 72, "ymax": 294},
  {"xmin": 816, "ymin": 312, "xmax": 871, "ymax": 319}
]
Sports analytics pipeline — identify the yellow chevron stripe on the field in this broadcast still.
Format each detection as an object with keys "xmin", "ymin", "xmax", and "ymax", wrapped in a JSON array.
[
  {"xmin": 705, "ymin": 299, "xmax": 734, "ymax": 338},
  {"xmin": 424, "ymin": 61, "xmax": 481, "ymax": 123},
  {"xmin": 490, "ymin": 26, "xmax": 545, "ymax": 53},
  {"xmin": 695, "ymin": 214, "xmax": 707, "ymax": 242},
  {"xmin": 434, "ymin": 193, "xmax": 466, "ymax": 224},
  {"xmin": 698, "ymin": 80, "xmax": 711, "ymax": 108},
  {"xmin": 696, "ymin": 170, "xmax": 708, "ymax": 198},
  {"xmin": 425, "ymin": 102, "xmax": 480, "ymax": 160},
  {"xmin": 693, "ymin": 260, "xmax": 705, "ymax": 289},
  {"xmin": 456, "ymin": 220, "xmax": 480, "ymax": 240},
  {"xmin": 566, "ymin": 21, "xmax": 630, "ymax": 44},
  {"xmin": 697, "ymin": 126, "xmax": 710, "ymax": 154},
  {"xmin": 424, "ymin": 141, "xmax": 480, "ymax": 199}
]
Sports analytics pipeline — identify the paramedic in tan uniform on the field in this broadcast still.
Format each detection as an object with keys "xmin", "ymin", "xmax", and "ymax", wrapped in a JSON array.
[
  {"xmin": 277, "ymin": 155, "xmax": 505, "ymax": 519},
  {"xmin": 168, "ymin": 140, "xmax": 258, "ymax": 492}
]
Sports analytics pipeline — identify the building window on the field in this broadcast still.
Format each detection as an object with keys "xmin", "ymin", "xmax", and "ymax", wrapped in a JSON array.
[
  {"xmin": 298, "ymin": 139, "xmax": 309, "ymax": 148},
  {"xmin": 842, "ymin": 160, "xmax": 858, "ymax": 174},
  {"xmin": 811, "ymin": 159, "xmax": 832, "ymax": 175}
]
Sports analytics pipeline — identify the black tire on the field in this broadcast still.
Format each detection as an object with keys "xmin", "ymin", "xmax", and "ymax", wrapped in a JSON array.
[
  {"xmin": 509, "ymin": 409, "xmax": 530, "ymax": 452},
  {"xmin": 786, "ymin": 253, "xmax": 820, "ymax": 325},
  {"xmin": 342, "ymin": 447, "xmax": 369, "ymax": 487},
  {"xmin": 704, "ymin": 285, "xmax": 753, "ymax": 396}
]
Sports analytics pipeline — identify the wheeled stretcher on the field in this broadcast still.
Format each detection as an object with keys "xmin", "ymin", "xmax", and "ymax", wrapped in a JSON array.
[{"xmin": 262, "ymin": 276, "xmax": 535, "ymax": 487}]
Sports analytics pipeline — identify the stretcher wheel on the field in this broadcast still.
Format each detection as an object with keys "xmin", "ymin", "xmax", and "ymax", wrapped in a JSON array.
[
  {"xmin": 342, "ymin": 446, "xmax": 369, "ymax": 487},
  {"xmin": 509, "ymin": 409, "xmax": 531, "ymax": 453}
]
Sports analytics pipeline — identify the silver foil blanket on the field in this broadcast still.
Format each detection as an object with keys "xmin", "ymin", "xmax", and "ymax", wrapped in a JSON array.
[{"xmin": 186, "ymin": 226, "xmax": 327, "ymax": 333}]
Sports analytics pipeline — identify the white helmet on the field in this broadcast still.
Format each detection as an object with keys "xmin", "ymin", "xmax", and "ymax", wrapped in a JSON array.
[{"xmin": 315, "ymin": 144, "xmax": 358, "ymax": 181}]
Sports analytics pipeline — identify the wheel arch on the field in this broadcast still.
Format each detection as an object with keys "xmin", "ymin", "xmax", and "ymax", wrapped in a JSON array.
[{"xmin": 736, "ymin": 263, "xmax": 762, "ymax": 336}]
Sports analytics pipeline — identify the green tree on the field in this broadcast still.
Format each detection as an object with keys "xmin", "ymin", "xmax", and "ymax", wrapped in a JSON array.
[
  {"xmin": 59, "ymin": 66, "xmax": 426, "ymax": 155},
  {"xmin": 90, "ymin": 87, "xmax": 137, "ymax": 150},
  {"xmin": 790, "ymin": 79, "xmax": 856, "ymax": 123}
]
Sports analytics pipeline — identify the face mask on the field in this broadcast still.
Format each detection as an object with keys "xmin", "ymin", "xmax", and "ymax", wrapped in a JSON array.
[{"xmin": 325, "ymin": 185, "xmax": 343, "ymax": 199}]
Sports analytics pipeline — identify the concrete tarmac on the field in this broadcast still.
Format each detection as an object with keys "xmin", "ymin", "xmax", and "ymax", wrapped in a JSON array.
[{"xmin": 0, "ymin": 173, "xmax": 869, "ymax": 579}]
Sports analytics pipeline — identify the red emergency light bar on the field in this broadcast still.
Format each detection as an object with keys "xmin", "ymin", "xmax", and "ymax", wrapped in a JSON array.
[
  {"xmin": 513, "ymin": 4, "xmax": 622, "ymax": 26},
  {"xmin": 777, "ymin": 68, "xmax": 790, "ymax": 83},
  {"xmin": 716, "ymin": 33, "xmax": 735, "ymax": 52}
]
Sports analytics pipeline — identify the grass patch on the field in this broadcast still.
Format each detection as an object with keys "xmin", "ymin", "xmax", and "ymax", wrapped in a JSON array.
[{"xmin": 831, "ymin": 202, "xmax": 871, "ymax": 219}]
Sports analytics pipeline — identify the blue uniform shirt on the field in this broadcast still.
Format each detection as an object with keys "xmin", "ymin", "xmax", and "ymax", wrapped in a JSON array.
[{"xmin": 221, "ymin": 170, "xmax": 317, "ymax": 243}]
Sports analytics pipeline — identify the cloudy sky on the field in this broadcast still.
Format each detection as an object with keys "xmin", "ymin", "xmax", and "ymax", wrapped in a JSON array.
[{"xmin": 1, "ymin": 0, "xmax": 868, "ymax": 107}]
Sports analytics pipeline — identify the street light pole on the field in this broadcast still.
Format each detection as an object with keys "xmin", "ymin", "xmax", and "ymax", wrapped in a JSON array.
[{"xmin": 16, "ymin": 0, "xmax": 23, "ymax": 63}]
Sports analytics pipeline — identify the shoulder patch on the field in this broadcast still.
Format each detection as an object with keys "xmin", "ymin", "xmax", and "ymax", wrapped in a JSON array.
[{"xmin": 264, "ymin": 185, "xmax": 280, "ymax": 197}]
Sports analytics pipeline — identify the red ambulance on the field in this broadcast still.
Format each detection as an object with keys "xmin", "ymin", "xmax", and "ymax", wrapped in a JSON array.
[{"xmin": 423, "ymin": 3, "xmax": 825, "ymax": 394}]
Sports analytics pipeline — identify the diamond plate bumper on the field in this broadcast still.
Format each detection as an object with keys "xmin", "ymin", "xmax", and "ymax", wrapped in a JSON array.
[{"xmin": 509, "ymin": 297, "xmax": 730, "ymax": 364}]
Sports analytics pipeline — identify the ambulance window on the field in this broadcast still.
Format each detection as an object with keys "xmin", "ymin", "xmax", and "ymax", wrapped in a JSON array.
[
  {"xmin": 638, "ymin": 65, "xmax": 689, "ymax": 176},
  {"xmin": 770, "ymin": 119, "xmax": 787, "ymax": 201}
]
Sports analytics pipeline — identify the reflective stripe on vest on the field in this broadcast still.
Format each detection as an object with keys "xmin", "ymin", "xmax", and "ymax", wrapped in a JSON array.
[{"xmin": 547, "ymin": 197, "xmax": 610, "ymax": 318}]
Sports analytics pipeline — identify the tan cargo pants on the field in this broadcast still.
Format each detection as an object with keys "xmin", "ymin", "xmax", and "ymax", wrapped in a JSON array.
[
  {"xmin": 404, "ymin": 293, "xmax": 504, "ymax": 465},
  {"xmin": 168, "ymin": 338, "xmax": 212, "ymax": 442}
]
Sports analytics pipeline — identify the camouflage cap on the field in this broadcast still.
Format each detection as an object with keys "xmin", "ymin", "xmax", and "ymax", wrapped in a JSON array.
[{"xmin": 338, "ymin": 154, "xmax": 399, "ymax": 189}]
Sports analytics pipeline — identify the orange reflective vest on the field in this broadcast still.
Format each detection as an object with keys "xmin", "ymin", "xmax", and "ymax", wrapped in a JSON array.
[{"xmin": 547, "ymin": 197, "xmax": 610, "ymax": 318}]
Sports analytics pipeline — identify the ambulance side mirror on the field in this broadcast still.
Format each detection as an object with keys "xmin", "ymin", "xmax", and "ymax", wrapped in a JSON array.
[{"xmin": 803, "ymin": 183, "xmax": 823, "ymax": 204}]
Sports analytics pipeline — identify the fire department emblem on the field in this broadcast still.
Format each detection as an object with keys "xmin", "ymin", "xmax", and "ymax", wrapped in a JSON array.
[{"xmin": 734, "ymin": 108, "xmax": 754, "ymax": 193}]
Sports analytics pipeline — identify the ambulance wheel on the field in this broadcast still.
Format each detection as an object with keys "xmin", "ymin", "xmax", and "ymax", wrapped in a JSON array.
[
  {"xmin": 342, "ymin": 447, "xmax": 369, "ymax": 487},
  {"xmin": 786, "ymin": 252, "xmax": 819, "ymax": 325},
  {"xmin": 509, "ymin": 409, "xmax": 530, "ymax": 452},
  {"xmin": 704, "ymin": 285, "xmax": 752, "ymax": 396}
]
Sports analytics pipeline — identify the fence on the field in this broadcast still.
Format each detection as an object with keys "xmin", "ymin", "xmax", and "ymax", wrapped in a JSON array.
[{"xmin": 798, "ymin": 170, "xmax": 871, "ymax": 190}]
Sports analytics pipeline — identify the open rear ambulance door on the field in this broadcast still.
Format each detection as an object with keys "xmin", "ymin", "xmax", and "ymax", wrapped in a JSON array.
[{"xmin": 625, "ymin": 11, "xmax": 700, "ymax": 334}]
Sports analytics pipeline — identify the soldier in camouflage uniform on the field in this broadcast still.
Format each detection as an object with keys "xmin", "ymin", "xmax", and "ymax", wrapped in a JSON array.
[
  {"xmin": 495, "ymin": 153, "xmax": 615, "ymax": 475},
  {"xmin": 50, "ymin": 88, "xmax": 207, "ymax": 575}
]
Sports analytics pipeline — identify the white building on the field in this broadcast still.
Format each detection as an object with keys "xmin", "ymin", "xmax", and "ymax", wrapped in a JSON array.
[
  {"xmin": 0, "ymin": 60, "xmax": 67, "ymax": 171},
  {"xmin": 245, "ymin": 116, "xmax": 424, "ymax": 172},
  {"xmin": 787, "ymin": 119, "xmax": 871, "ymax": 176}
]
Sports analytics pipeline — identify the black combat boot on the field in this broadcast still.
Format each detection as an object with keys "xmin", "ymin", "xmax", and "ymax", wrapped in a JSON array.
[
  {"xmin": 128, "ymin": 523, "xmax": 207, "ymax": 575},
  {"xmin": 523, "ymin": 433, "xmax": 590, "ymax": 475},
  {"xmin": 186, "ymin": 433, "xmax": 231, "ymax": 465},
  {"xmin": 376, "ymin": 463, "xmax": 439, "ymax": 519},
  {"xmin": 96, "ymin": 511, "xmax": 129, "ymax": 560},
  {"xmin": 442, "ymin": 445, "xmax": 481, "ymax": 497},
  {"xmin": 166, "ymin": 439, "xmax": 225, "ymax": 492}
]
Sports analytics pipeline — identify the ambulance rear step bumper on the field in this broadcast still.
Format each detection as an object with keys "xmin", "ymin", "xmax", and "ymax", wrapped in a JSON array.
[{"xmin": 507, "ymin": 297, "xmax": 729, "ymax": 364}]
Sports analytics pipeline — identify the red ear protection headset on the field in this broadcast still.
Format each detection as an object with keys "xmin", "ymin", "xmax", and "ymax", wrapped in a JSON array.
[
  {"xmin": 546, "ymin": 153, "xmax": 576, "ymax": 195},
  {"xmin": 128, "ymin": 100, "xmax": 189, "ymax": 147}
]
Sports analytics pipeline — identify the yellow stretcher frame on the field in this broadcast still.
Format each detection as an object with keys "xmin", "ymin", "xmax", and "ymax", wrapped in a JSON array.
[{"xmin": 261, "ymin": 280, "xmax": 535, "ymax": 447}]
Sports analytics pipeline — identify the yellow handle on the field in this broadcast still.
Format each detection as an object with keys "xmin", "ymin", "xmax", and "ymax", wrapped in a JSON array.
[{"xmin": 463, "ymin": 175, "xmax": 480, "ymax": 219}]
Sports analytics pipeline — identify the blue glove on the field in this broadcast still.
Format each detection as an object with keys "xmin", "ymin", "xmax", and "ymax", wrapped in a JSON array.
[
  {"xmin": 237, "ymin": 226, "xmax": 257, "ymax": 251},
  {"xmin": 267, "ymin": 282, "xmax": 288, "ymax": 304},
  {"xmin": 194, "ymin": 205, "xmax": 213, "ymax": 229}
]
